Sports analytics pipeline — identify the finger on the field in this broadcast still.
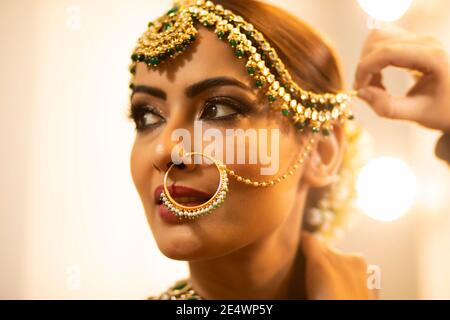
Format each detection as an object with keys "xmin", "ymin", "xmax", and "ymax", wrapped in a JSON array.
[
  {"xmin": 355, "ymin": 44, "xmax": 439, "ymax": 89},
  {"xmin": 361, "ymin": 25, "xmax": 412, "ymax": 58},
  {"xmin": 362, "ymin": 37, "xmax": 443, "ymax": 63},
  {"xmin": 369, "ymin": 72, "xmax": 384, "ymax": 89},
  {"xmin": 357, "ymin": 86, "xmax": 427, "ymax": 121}
]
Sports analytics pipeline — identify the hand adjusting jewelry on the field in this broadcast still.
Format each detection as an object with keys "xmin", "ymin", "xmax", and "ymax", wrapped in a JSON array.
[{"xmin": 160, "ymin": 137, "xmax": 316, "ymax": 220}]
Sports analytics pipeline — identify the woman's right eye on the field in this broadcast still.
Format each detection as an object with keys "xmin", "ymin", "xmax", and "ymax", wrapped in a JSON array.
[{"xmin": 130, "ymin": 104, "xmax": 165, "ymax": 132}]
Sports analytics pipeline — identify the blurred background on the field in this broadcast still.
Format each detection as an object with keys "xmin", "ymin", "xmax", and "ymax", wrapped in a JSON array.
[{"xmin": 1, "ymin": 0, "xmax": 449, "ymax": 299}]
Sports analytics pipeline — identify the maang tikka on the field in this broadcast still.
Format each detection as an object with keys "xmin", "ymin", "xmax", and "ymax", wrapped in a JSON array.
[{"xmin": 130, "ymin": 0, "xmax": 356, "ymax": 220}]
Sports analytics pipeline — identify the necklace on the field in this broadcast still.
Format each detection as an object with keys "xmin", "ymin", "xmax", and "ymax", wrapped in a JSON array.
[{"xmin": 148, "ymin": 279, "xmax": 203, "ymax": 300}]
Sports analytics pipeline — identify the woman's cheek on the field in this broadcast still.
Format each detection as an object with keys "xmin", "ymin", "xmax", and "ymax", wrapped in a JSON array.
[{"xmin": 130, "ymin": 141, "xmax": 151, "ymax": 195}]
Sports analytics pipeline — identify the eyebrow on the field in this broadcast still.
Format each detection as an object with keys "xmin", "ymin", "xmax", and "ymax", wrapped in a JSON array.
[{"xmin": 131, "ymin": 76, "xmax": 251, "ymax": 100}]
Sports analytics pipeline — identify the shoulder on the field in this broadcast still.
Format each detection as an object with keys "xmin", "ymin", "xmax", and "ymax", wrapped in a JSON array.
[{"xmin": 301, "ymin": 232, "xmax": 378, "ymax": 299}]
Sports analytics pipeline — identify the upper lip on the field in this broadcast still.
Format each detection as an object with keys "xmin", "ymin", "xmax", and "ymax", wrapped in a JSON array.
[{"xmin": 154, "ymin": 184, "xmax": 211, "ymax": 204}]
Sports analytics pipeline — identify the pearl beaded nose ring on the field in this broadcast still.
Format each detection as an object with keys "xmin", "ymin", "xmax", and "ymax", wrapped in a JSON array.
[{"xmin": 160, "ymin": 152, "xmax": 229, "ymax": 219}]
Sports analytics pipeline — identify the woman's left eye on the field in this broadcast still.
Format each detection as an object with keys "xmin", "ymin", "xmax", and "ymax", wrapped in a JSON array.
[{"xmin": 200, "ymin": 97, "xmax": 246, "ymax": 121}]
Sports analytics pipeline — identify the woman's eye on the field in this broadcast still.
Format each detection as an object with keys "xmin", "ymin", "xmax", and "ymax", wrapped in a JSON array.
[
  {"xmin": 200, "ymin": 98, "xmax": 244, "ymax": 121},
  {"xmin": 130, "ymin": 105, "xmax": 165, "ymax": 131}
]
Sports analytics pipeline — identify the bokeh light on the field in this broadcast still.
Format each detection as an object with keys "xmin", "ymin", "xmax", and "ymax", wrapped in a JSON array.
[
  {"xmin": 357, "ymin": 0, "xmax": 413, "ymax": 22},
  {"xmin": 357, "ymin": 157, "xmax": 417, "ymax": 222}
]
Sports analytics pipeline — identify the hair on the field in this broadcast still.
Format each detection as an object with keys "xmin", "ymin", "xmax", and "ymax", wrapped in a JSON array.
[
  {"xmin": 214, "ymin": 0, "xmax": 364, "ymax": 239},
  {"xmin": 214, "ymin": 0, "xmax": 344, "ymax": 93}
]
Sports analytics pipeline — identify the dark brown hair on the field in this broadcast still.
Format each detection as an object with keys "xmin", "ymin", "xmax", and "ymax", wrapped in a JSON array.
[{"xmin": 214, "ymin": 0, "xmax": 344, "ymax": 94}]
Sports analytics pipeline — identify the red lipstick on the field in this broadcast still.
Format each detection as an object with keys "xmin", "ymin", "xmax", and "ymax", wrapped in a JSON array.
[{"xmin": 154, "ymin": 185, "xmax": 211, "ymax": 224}]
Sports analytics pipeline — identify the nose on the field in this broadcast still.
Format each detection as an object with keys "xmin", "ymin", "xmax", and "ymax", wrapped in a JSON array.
[
  {"xmin": 151, "ymin": 132, "xmax": 181, "ymax": 173},
  {"xmin": 151, "ymin": 125, "xmax": 196, "ymax": 173}
]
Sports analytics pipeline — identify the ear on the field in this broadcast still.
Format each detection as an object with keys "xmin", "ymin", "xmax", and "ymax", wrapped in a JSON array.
[{"xmin": 303, "ymin": 124, "xmax": 346, "ymax": 188}]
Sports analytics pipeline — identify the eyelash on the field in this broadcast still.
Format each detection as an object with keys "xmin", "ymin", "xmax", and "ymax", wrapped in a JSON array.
[
  {"xmin": 201, "ymin": 96, "xmax": 250, "ymax": 122},
  {"xmin": 128, "ymin": 104, "xmax": 165, "ymax": 132},
  {"xmin": 129, "ymin": 96, "xmax": 250, "ymax": 133}
]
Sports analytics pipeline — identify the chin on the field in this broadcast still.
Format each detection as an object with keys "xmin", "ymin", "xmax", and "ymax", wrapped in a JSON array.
[
  {"xmin": 154, "ymin": 229, "xmax": 211, "ymax": 261},
  {"xmin": 154, "ymin": 227, "xmax": 242, "ymax": 262}
]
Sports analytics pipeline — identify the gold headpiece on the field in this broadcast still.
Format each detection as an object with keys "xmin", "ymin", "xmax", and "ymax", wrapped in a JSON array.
[{"xmin": 129, "ymin": 0, "xmax": 355, "ymax": 136}]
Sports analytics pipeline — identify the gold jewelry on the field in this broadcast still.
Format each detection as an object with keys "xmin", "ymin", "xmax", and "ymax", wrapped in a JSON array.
[
  {"xmin": 225, "ymin": 137, "xmax": 316, "ymax": 187},
  {"xmin": 148, "ymin": 279, "xmax": 202, "ymax": 300},
  {"xmin": 129, "ymin": 0, "xmax": 356, "ymax": 136}
]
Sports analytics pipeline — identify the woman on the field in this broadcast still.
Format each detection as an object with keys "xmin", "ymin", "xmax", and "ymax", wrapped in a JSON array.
[{"xmin": 128, "ymin": 0, "xmax": 450, "ymax": 300}]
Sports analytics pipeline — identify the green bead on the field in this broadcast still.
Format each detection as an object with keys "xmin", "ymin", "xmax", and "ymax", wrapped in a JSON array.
[
  {"xmin": 229, "ymin": 39, "xmax": 238, "ymax": 47},
  {"xmin": 348, "ymin": 114, "xmax": 355, "ymax": 120},
  {"xmin": 322, "ymin": 129, "xmax": 331, "ymax": 136},
  {"xmin": 281, "ymin": 109, "xmax": 290, "ymax": 117},
  {"xmin": 173, "ymin": 282, "xmax": 186, "ymax": 290},
  {"xmin": 268, "ymin": 95, "xmax": 276, "ymax": 103},
  {"xmin": 137, "ymin": 54, "xmax": 145, "ymax": 62},
  {"xmin": 235, "ymin": 50, "xmax": 244, "ymax": 58},
  {"xmin": 255, "ymin": 79, "xmax": 263, "ymax": 87},
  {"xmin": 147, "ymin": 22, "xmax": 154, "ymax": 28},
  {"xmin": 190, "ymin": 35, "xmax": 196, "ymax": 42},
  {"xmin": 166, "ymin": 6, "xmax": 179, "ymax": 16},
  {"xmin": 217, "ymin": 31, "xmax": 225, "ymax": 39},
  {"xmin": 159, "ymin": 52, "xmax": 168, "ymax": 60},
  {"xmin": 149, "ymin": 57, "xmax": 160, "ymax": 66},
  {"xmin": 131, "ymin": 53, "xmax": 138, "ymax": 62},
  {"xmin": 296, "ymin": 122, "xmax": 306, "ymax": 130},
  {"xmin": 162, "ymin": 22, "xmax": 172, "ymax": 31},
  {"xmin": 312, "ymin": 127, "xmax": 320, "ymax": 134},
  {"xmin": 247, "ymin": 67, "xmax": 255, "ymax": 75},
  {"xmin": 129, "ymin": 83, "xmax": 134, "ymax": 90},
  {"xmin": 167, "ymin": 48, "xmax": 175, "ymax": 56},
  {"xmin": 176, "ymin": 44, "xmax": 184, "ymax": 52}
]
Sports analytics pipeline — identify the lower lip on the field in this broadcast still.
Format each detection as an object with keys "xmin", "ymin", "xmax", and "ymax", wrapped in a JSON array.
[{"xmin": 158, "ymin": 202, "xmax": 206, "ymax": 224}]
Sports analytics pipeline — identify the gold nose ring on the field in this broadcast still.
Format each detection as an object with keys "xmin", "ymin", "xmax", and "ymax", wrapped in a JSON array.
[{"xmin": 160, "ymin": 152, "xmax": 229, "ymax": 220}]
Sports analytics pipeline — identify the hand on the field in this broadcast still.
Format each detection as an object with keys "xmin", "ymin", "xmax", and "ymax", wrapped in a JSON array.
[
  {"xmin": 301, "ymin": 231, "xmax": 378, "ymax": 300},
  {"xmin": 354, "ymin": 25, "xmax": 450, "ymax": 132}
]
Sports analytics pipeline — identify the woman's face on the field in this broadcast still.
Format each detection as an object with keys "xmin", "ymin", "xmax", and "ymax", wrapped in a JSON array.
[{"xmin": 130, "ymin": 27, "xmax": 316, "ymax": 261}]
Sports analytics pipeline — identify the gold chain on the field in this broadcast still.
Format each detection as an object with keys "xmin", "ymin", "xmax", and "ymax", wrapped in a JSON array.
[{"xmin": 225, "ymin": 137, "xmax": 316, "ymax": 187}]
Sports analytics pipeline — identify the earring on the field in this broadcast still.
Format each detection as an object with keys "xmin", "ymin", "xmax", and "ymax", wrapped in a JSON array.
[{"xmin": 160, "ymin": 152, "xmax": 229, "ymax": 219}]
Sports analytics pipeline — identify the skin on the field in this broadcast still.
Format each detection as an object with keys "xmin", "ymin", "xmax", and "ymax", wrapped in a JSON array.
[
  {"xmin": 355, "ymin": 25, "xmax": 450, "ymax": 132},
  {"xmin": 130, "ymin": 26, "xmax": 371, "ymax": 299}
]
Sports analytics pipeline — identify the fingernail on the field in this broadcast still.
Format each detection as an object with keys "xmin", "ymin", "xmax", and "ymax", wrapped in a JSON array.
[{"xmin": 358, "ymin": 88, "xmax": 371, "ymax": 101}]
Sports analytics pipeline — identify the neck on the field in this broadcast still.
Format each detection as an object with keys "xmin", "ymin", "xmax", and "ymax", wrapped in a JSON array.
[{"xmin": 188, "ymin": 185, "xmax": 308, "ymax": 300}]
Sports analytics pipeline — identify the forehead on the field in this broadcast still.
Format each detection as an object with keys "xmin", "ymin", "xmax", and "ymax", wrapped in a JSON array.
[{"xmin": 133, "ymin": 26, "xmax": 253, "ymax": 89}]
